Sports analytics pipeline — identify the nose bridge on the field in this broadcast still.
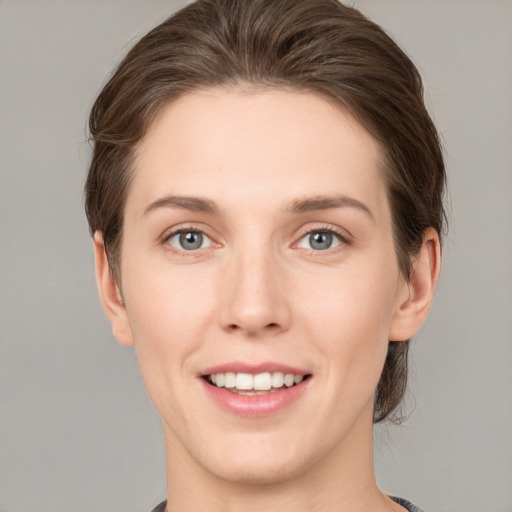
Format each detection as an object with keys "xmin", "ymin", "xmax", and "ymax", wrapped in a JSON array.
[{"xmin": 220, "ymin": 235, "xmax": 289, "ymax": 336}]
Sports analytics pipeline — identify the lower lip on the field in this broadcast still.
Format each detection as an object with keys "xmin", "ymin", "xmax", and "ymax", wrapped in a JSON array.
[{"xmin": 201, "ymin": 378, "xmax": 310, "ymax": 417}]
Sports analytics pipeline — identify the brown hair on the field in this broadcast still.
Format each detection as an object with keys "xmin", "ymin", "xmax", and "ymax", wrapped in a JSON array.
[{"xmin": 85, "ymin": 0, "xmax": 446, "ymax": 423}]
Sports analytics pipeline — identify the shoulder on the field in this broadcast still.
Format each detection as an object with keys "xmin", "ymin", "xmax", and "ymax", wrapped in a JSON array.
[
  {"xmin": 150, "ymin": 501, "xmax": 167, "ymax": 512},
  {"xmin": 390, "ymin": 496, "xmax": 427, "ymax": 512}
]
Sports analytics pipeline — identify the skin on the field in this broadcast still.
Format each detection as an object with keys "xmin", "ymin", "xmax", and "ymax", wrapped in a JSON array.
[{"xmin": 94, "ymin": 88, "xmax": 440, "ymax": 512}]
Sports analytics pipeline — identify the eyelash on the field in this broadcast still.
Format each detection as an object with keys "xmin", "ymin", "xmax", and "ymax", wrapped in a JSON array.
[
  {"xmin": 295, "ymin": 225, "xmax": 349, "ymax": 253},
  {"xmin": 162, "ymin": 226, "xmax": 215, "ymax": 255},
  {"xmin": 161, "ymin": 225, "xmax": 350, "ymax": 255}
]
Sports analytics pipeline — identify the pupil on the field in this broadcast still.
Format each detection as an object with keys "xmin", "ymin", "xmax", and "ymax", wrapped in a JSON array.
[
  {"xmin": 310, "ymin": 232, "xmax": 332, "ymax": 250},
  {"xmin": 180, "ymin": 231, "xmax": 203, "ymax": 250}
]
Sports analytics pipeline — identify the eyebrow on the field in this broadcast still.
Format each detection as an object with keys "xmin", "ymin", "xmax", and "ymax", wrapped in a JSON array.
[
  {"xmin": 143, "ymin": 195, "xmax": 217, "ymax": 216},
  {"xmin": 289, "ymin": 195, "xmax": 375, "ymax": 221},
  {"xmin": 143, "ymin": 193, "xmax": 374, "ymax": 221}
]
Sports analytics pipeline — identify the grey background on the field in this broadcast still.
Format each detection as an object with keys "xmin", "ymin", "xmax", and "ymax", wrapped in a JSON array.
[{"xmin": 0, "ymin": 1, "xmax": 510, "ymax": 511}]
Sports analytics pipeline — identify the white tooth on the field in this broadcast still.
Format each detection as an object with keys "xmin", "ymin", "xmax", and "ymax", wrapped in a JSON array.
[
  {"xmin": 271, "ymin": 371, "xmax": 285, "ymax": 388},
  {"xmin": 235, "ymin": 373, "xmax": 253, "ymax": 390},
  {"xmin": 210, "ymin": 374, "xmax": 217, "ymax": 385},
  {"xmin": 224, "ymin": 372, "xmax": 236, "ymax": 388},
  {"xmin": 216, "ymin": 373, "xmax": 225, "ymax": 387},
  {"xmin": 253, "ymin": 372, "xmax": 272, "ymax": 391},
  {"xmin": 294, "ymin": 375, "xmax": 304, "ymax": 384},
  {"xmin": 284, "ymin": 373, "xmax": 295, "ymax": 387}
]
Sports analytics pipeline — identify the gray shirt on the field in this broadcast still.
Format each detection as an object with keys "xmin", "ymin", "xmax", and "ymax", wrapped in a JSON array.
[{"xmin": 151, "ymin": 496, "xmax": 426, "ymax": 511}]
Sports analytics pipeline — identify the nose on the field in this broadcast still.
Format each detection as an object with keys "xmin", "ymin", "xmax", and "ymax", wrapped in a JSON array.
[{"xmin": 219, "ymin": 247, "xmax": 291, "ymax": 338}]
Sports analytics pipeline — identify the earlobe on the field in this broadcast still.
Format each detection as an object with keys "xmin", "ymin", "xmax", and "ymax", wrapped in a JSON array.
[
  {"xmin": 389, "ymin": 227, "xmax": 441, "ymax": 342},
  {"xmin": 93, "ymin": 232, "xmax": 134, "ymax": 346}
]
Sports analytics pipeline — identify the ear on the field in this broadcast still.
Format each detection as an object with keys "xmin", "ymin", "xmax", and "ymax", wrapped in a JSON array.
[
  {"xmin": 389, "ymin": 227, "xmax": 441, "ymax": 342},
  {"xmin": 93, "ymin": 231, "xmax": 134, "ymax": 346}
]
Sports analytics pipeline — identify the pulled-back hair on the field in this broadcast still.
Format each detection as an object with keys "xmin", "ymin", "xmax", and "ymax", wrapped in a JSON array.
[{"xmin": 85, "ymin": 0, "xmax": 446, "ymax": 423}]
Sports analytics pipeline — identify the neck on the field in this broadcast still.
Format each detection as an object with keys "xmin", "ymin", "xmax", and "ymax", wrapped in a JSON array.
[{"xmin": 163, "ymin": 403, "xmax": 398, "ymax": 512}]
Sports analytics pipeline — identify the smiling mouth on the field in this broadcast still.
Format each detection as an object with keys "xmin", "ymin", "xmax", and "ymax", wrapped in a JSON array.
[{"xmin": 204, "ymin": 371, "xmax": 311, "ymax": 395}]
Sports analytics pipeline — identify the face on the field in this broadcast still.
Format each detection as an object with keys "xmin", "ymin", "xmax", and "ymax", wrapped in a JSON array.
[{"xmin": 109, "ymin": 89, "xmax": 413, "ymax": 484}]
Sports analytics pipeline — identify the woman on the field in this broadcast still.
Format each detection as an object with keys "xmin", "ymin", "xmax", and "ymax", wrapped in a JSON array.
[{"xmin": 85, "ymin": 1, "xmax": 445, "ymax": 511}]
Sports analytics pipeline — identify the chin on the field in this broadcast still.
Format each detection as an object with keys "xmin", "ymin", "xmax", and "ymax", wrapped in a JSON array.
[
  {"xmin": 207, "ymin": 456, "xmax": 307, "ymax": 486},
  {"xmin": 196, "ymin": 432, "xmax": 321, "ymax": 486}
]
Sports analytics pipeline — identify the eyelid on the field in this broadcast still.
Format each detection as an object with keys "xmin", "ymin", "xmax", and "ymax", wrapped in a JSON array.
[
  {"xmin": 159, "ymin": 222, "xmax": 351, "ymax": 255},
  {"xmin": 293, "ymin": 224, "xmax": 351, "ymax": 250},
  {"xmin": 161, "ymin": 224, "xmax": 219, "ymax": 254}
]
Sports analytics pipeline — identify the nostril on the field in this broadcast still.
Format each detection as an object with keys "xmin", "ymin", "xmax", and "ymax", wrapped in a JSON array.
[{"xmin": 226, "ymin": 322, "xmax": 280, "ymax": 334}]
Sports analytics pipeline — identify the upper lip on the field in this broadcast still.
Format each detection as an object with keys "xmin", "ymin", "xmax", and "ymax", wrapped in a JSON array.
[{"xmin": 200, "ymin": 361, "xmax": 310, "ymax": 377}]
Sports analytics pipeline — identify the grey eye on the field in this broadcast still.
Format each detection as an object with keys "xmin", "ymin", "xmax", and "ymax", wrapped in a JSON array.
[
  {"xmin": 168, "ymin": 230, "xmax": 210, "ymax": 251},
  {"xmin": 298, "ymin": 231, "xmax": 342, "ymax": 251}
]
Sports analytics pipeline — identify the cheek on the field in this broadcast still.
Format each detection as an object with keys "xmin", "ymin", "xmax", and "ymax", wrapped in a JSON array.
[
  {"xmin": 120, "ymin": 260, "xmax": 220, "ymax": 418},
  {"xmin": 124, "ymin": 264, "xmax": 216, "ymax": 348},
  {"xmin": 298, "ymin": 258, "xmax": 400, "ymax": 385},
  {"xmin": 301, "ymin": 260, "xmax": 399, "ymax": 338},
  {"xmin": 119, "ymin": 249, "xmax": 220, "ymax": 394}
]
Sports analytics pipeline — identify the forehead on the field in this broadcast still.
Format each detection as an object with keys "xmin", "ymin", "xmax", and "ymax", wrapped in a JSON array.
[{"xmin": 128, "ymin": 88, "xmax": 388, "ymax": 220}]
